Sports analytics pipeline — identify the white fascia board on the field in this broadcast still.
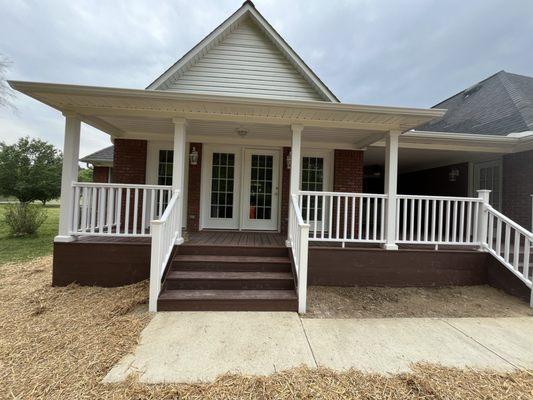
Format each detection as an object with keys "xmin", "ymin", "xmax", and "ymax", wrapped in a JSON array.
[{"xmin": 8, "ymin": 81, "xmax": 445, "ymax": 119}]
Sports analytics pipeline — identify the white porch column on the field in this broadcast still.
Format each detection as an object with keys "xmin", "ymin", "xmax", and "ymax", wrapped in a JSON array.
[
  {"xmin": 55, "ymin": 113, "xmax": 81, "ymax": 242},
  {"xmin": 172, "ymin": 117, "xmax": 187, "ymax": 244},
  {"xmin": 287, "ymin": 124, "xmax": 303, "ymax": 245},
  {"xmin": 383, "ymin": 130, "xmax": 400, "ymax": 250}
]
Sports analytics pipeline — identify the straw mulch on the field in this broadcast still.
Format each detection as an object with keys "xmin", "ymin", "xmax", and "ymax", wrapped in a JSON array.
[{"xmin": 1, "ymin": 256, "xmax": 533, "ymax": 399}]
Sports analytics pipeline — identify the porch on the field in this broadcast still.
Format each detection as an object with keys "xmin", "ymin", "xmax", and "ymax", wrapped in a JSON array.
[{"xmin": 10, "ymin": 81, "xmax": 533, "ymax": 312}]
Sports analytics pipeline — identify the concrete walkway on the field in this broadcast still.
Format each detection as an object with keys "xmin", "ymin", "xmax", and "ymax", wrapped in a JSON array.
[{"xmin": 104, "ymin": 313, "xmax": 533, "ymax": 383}]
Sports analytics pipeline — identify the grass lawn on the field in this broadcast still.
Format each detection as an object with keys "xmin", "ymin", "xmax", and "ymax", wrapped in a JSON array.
[{"xmin": 0, "ymin": 204, "xmax": 59, "ymax": 264}]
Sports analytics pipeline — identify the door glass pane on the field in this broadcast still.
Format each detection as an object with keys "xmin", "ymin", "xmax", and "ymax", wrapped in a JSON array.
[
  {"xmin": 210, "ymin": 153, "xmax": 235, "ymax": 219},
  {"xmin": 301, "ymin": 157, "xmax": 324, "ymax": 221},
  {"xmin": 157, "ymin": 150, "xmax": 173, "ymax": 213},
  {"xmin": 249, "ymin": 154, "xmax": 273, "ymax": 220}
]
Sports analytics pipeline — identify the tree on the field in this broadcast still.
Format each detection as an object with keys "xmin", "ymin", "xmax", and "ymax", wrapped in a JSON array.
[
  {"xmin": 0, "ymin": 137, "xmax": 63, "ymax": 204},
  {"xmin": 78, "ymin": 167, "xmax": 93, "ymax": 182},
  {"xmin": 0, "ymin": 54, "xmax": 13, "ymax": 108}
]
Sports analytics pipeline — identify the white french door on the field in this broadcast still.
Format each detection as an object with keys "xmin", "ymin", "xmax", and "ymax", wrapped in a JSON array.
[
  {"xmin": 241, "ymin": 149, "xmax": 280, "ymax": 230},
  {"xmin": 201, "ymin": 146, "xmax": 280, "ymax": 231}
]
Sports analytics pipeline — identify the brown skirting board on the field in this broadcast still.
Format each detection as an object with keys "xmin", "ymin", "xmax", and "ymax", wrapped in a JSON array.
[
  {"xmin": 53, "ymin": 239, "xmax": 151, "ymax": 287},
  {"xmin": 52, "ymin": 239, "xmax": 531, "ymax": 305},
  {"xmin": 307, "ymin": 247, "xmax": 488, "ymax": 287}
]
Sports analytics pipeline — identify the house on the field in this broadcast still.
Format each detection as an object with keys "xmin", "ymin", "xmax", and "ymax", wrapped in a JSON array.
[
  {"xmin": 80, "ymin": 145, "xmax": 114, "ymax": 183},
  {"xmin": 9, "ymin": 1, "xmax": 533, "ymax": 312}
]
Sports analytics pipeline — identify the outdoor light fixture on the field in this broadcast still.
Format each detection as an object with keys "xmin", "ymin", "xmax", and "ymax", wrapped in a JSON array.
[
  {"xmin": 189, "ymin": 147, "xmax": 199, "ymax": 165},
  {"xmin": 235, "ymin": 127, "xmax": 248, "ymax": 137},
  {"xmin": 286, "ymin": 151, "xmax": 292, "ymax": 170},
  {"xmin": 448, "ymin": 168, "xmax": 460, "ymax": 182}
]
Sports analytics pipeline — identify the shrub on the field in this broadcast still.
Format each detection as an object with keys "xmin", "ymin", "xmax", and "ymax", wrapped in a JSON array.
[{"xmin": 4, "ymin": 203, "xmax": 47, "ymax": 236}]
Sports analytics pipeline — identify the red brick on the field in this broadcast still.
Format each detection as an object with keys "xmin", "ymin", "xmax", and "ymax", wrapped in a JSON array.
[
  {"xmin": 503, "ymin": 150, "xmax": 533, "ymax": 228},
  {"xmin": 93, "ymin": 166, "xmax": 110, "ymax": 183}
]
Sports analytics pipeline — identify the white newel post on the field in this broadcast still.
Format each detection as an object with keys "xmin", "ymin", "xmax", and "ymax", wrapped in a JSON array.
[
  {"xmin": 287, "ymin": 125, "xmax": 303, "ymax": 246},
  {"xmin": 56, "ymin": 113, "xmax": 81, "ymax": 242},
  {"xmin": 477, "ymin": 189, "xmax": 491, "ymax": 250},
  {"xmin": 383, "ymin": 130, "xmax": 400, "ymax": 250},
  {"xmin": 172, "ymin": 117, "xmax": 187, "ymax": 245}
]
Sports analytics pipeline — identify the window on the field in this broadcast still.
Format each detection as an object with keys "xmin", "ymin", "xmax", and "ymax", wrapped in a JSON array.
[
  {"xmin": 158, "ymin": 150, "xmax": 173, "ymax": 186},
  {"xmin": 210, "ymin": 153, "xmax": 235, "ymax": 219},
  {"xmin": 301, "ymin": 157, "xmax": 324, "ymax": 221}
]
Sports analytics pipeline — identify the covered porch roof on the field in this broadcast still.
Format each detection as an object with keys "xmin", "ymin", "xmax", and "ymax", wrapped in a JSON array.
[{"xmin": 9, "ymin": 81, "xmax": 446, "ymax": 149}]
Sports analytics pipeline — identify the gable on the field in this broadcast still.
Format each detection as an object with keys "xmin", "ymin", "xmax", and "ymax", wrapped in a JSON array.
[{"xmin": 147, "ymin": 2, "xmax": 337, "ymax": 102}]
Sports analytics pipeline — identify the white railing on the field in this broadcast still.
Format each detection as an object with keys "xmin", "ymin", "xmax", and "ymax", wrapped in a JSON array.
[
  {"xmin": 395, "ymin": 195, "xmax": 483, "ymax": 246},
  {"xmin": 298, "ymin": 191, "xmax": 387, "ymax": 246},
  {"xmin": 70, "ymin": 182, "xmax": 172, "ymax": 236},
  {"xmin": 289, "ymin": 194, "xmax": 310, "ymax": 314},
  {"xmin": 149, "ymin": 190, "xmax": 183, "ymax": 312},
  {"xmin": 484, "ymin": 205, "xmax": 533, "ymax": 293}
]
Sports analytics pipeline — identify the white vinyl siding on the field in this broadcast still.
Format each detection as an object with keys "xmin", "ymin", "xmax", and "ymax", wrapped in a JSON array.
[{"xmin": 163, "ymin": 18, "xmax": 324, "ymax": 101}]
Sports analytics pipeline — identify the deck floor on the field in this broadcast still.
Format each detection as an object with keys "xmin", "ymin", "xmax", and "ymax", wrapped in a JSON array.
[{"xmin": 186, "ymin": 231, "xmax": 286, "ymax": 247}]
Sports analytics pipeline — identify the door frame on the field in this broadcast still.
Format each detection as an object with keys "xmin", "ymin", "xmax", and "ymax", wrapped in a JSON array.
[
  {"xmin": 472, "ymin": 158, "xmax": 503, "ymax": 210},
  {"xmin": 200, "ymin": 144, "xmax": 242, "ymax": 230},
  {"xmin": 240, "ymin": 148, "xmax": 281, "ymax": 231},
  {"xmin": 200, "ymin": 144, "xmax": 283, "ymax": 231}
]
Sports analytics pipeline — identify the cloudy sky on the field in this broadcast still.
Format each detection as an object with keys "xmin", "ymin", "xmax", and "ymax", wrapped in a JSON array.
[{"xmin": 1, "ymin": 0, "xmax": 532, "ymax": 157}]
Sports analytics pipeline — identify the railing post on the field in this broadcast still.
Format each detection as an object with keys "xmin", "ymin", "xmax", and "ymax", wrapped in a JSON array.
[
  {"xmin": 149, "ymin": 221, "xmax": 163, "ymax": 312},
  {"xmin": 477, "ymin": 190, "xmax": 491, "ymax": 251},
  {"xmin": 287, "ymin": 125, "xmax": 303, "ymax": 247},
  {"xmin": 298, "ymin": 223, "xmax": 309, "ymax": 314}
]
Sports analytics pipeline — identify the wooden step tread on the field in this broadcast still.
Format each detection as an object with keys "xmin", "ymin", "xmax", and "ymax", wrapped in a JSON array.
[
  {"xmin": 173, "ymin": 255, "xmax": 291, "ymax": 264},
  {"xmin": 167, "ymin": 271, "xmax": 293, "ymax": 281},
  {"xmin": 159, "ymin": 289, "xmax": 297, "ymax": 301}
]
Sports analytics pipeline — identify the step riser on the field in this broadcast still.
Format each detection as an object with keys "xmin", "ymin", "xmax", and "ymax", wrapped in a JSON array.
[
  {"xmin": 165, "ymin": 279, "xmax": 294, "ymax": 291},
  {"xmin": 157, "ymin": 299, "xmax": 298, "ymax": 312},
  {"xmin": 172, "ymin": 262, "xmax": 291, "ymax": 273},
  {"xmin": 178, "ymin": 245, "xmax": 288, "ymax": 258}
]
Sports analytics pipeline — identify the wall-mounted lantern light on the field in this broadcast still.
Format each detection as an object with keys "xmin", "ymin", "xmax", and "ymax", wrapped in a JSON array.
[
  {"xmin": 448, "ymin": 168, "xmax": 460, "ymax": 182},
  {"xmin": 286, "ymin": 151, "xmax": 292, "ymax": 170},
  {"xmin": 189, "ymin": 147, "xmax": 199, "ymax": 165}
]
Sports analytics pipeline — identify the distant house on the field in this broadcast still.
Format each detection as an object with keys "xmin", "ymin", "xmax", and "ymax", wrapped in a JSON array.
[
  {"xmin": 11, "ymin": 1, "xmax": 532, "ymax": 313},
  {"xmin": 80, "ymin": 145, "xmax": 113, "ymax": 183}
]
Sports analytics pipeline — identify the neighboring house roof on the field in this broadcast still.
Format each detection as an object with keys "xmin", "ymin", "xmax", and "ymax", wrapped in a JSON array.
[
  {"xmin": 419, "ymin": 71, "xmax": 533, "ymax": 136},
  {"xmin": 80, "ymin": 146, "xmax": 114, "ymax": 166},
  {"xmin": 146, "ymin": 1, "xmax": 338, "ymax": 102}
]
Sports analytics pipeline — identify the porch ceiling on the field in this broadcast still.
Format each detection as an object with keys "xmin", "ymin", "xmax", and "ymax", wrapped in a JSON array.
[{"xmin": 9, "ymin": 81, "xmax": 445, "ymax": 148}]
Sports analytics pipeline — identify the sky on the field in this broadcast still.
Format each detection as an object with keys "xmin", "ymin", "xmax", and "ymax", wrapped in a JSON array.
[{"xmin": 0, "ymin": 0, "xmax": 533, "ymax": 158}]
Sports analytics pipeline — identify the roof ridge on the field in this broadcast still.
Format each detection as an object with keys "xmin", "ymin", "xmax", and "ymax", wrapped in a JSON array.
[{"xmin": 498, "ymin": 72, "xmax": 533, "ymax": 131}]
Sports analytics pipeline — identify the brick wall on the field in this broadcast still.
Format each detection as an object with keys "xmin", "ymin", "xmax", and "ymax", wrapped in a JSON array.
[
  {"xmin": 112, "ymin": 139, "xmax": 147, "ymax": 184},
  {"xmin": 187, "ymin": 143, "xmax": 202, "ymax": 232},
  {"xmin": 280, "ymin": 147, "xmax": 291, "ymax": 234},
  {"xmin": 93, "ymin": 166, "xmax": 110, "ymax": 183},
  {"xmin": 112, "ymin": 139, "xmax": 147, "ymax": 231},
  {"xmin": 502, "ymin": 150, "xmax": 533, "ymax": 228},
  {"xmin": 333, "ymin": 149, "xmax": 364, "ymax": 236}
]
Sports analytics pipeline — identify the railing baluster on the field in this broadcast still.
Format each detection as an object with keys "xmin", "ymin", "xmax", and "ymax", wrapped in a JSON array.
[
  {"xmin": 72, "ymin": 185, "xmax": 80, "ymax": 233},
  {"xmin": 438, "ymin": 200, "xmax": 444, "ymax": 243},
  {"xmin": 372, "ymin": 197, "xmax": 378, "ymax": 241},
  {"xmin": 466, "ymin": 201, "xmax": 472, "ymax": 243},
  {"xmin": 306, "ymin": 195, "xmax": 311, "ymax": 225},
  {"xmin": 81, "ymin": 186, "xmax": 88, "ymax": 232},
  {"xmin": 98, "ymin": 188, "xmax": 105, "ymax": 233},
  {"xmin": 496, "ymin": 219, "xmax": 502, "ymax": 256},
  {"xmin": 504, "ymin": 224, "xmax": 511, "ymax": 263},
  {"xmin": 424, "ymin": 199, "xmax": 429, "ymax": 242},
  {"xmin": 473, "ymin": 202, "xmax": 479, "ymax": 243},
  {"xmin": 328, "ymin": 195, "xmax": 333, "ymax": 239},
  {"xmin": 402, "ymin": 198, "xmax": 407, "ymax": 241},
  {"xmin": 459, "ymin": 201, "xmax": 465, "ymax": 243},
  {"xmin": 513, "ymin": 231, "xmax": 520, "ymax": 271},
  {"xmin": 395, "ymin": 198, "xmax": 400, "ymax": 241},
  {"xmin": 523, "ymin": 239, "xmax": 530, "ymax": 282},
  {"xmin": 108, "ymin": 187, "xmax": 115, "ymax": 234},
  {"xmin": 313, "ymin": 195, "xmax": 318, "ymax": 239},
  {"xmin": 141, "ymin": 188, "xmax": 147, "ymax": 235},
  {"xmin": 488, "ymin": 213, "xmax": 494, "ymax": 250},
  {"xmin": 133, "ymin": 188, "xmax": 139, "ymax": 235},
  {"xmin": 343, "ymin": 196, "xmax": 348, "ymax": 243},
  {"xmin": 431, "ymin": 199, "xmax": 436, "ymax": 242},
  {"xmin": 336, "ymin": 196, "xmax": 340, "ymax": 239},
  {"xmin": 409, "ymin": 198, "xmax": 415, "ymax": 242},
  {"xmin": 416, "ymin": 198, "xmax": 422, "ymax": 242},
  {"xmin": 358, "ymin": 195, "xmax": 363, "ymax": 240},
  {"xmin": 125, "ymin": 188, "xmax": 131, "ymax": 235},
  {"xmin": 351, "ymin": 196, "xmax": 356, "ymax": 240},
  {"xmin": 321, "ymin": 194, "xmax": 326, "ymax": 239},
  {"xmin": 452, "ymin": 200, "xmax": 458, "ymax": 243},
  {"xmin": 365, "ymin": 197, "xmax": 370, "ymax": 240},
  {"xmin": 116, "ymin": 188, "xmax": 122, "ymax": 235},
  {"xmin": 445, "ymin": 200, "xmax": 451, "ymax": 243}
]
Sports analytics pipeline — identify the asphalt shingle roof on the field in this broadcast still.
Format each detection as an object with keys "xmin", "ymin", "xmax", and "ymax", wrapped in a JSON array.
[
  {"xmin": 80, "ymin": 145, "xmax": 114, "ymax": 164},
  {"xmin": 419, "ymin": 71, "xmax": 533, "ymax": 136}
]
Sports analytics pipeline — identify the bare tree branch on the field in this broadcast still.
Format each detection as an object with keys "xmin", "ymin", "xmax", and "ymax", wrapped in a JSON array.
[{"xmin": 0, "ymin": 54, "xmax": 14, "ymax": 109}]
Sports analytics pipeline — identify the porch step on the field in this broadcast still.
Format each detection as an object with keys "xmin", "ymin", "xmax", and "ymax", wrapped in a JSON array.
[
  {"xmin": 171, "ymin": 255, "xmax": 292, "ymax": 272},
  {"xmin": 157, "ymin": 289, "xmax": 298, "ymax": 311},
  {"xmin": 179, "ymin": 244, "xmax": 288, "ymax": 258},
  {"xmin": 158, "ymin": 244, "xmax": 297, "ymax": 311},
  {"xmin": 164, "ymin": 270, "xmax": 294, "ymax": 290}
]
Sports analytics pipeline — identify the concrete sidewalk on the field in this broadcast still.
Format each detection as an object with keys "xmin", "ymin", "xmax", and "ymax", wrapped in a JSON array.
[{"xmin": 104, "ymin": 313, "xmax": 533, "ymax": 383}]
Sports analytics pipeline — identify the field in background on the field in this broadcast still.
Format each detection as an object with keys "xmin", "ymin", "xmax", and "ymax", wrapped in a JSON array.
[{"xmin": 0, "ymin": 204, "xmax": 59, "ymax": 264}]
